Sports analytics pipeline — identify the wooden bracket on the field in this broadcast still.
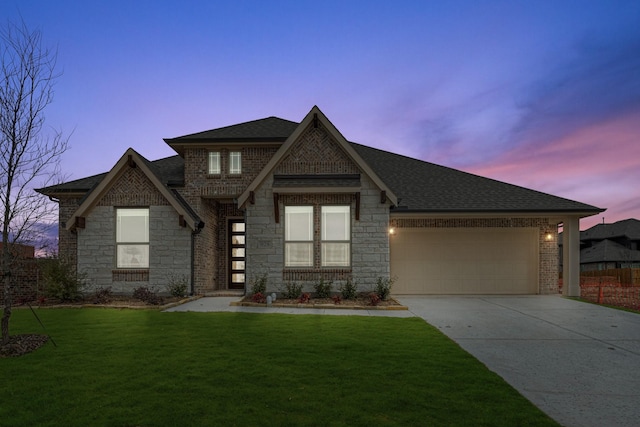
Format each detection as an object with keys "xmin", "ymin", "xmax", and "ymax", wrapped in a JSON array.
[
  {"xmin": 75, "ymin": 217, "xmax": 86, "ymax": 229},
  {"xmin": 249, "ymin": 191, "xmax": 255, "ymax": 204},
  {"xmin": 380, "ymin": 190, "xmax": 386, "ymax": 204},
  {"xmin": 355, "ymin": 192, "xmax": 360, "ymax": 221},
  {"xmin": 313, "ymin": 113, "xmax": 318, "ymax": 128},
  {"xmin": 179, "ymin": 215, "xmax": 186, "ymax": 227},
  {"xmin": 128, "ymin": 155, "xmax": 136, "ymax": 168},
  {"xmin": 273, "ymin": 193, "xmax": 280, "ymax": 223}
]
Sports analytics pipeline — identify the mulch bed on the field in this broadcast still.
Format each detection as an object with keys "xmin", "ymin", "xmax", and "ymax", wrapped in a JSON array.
[
  {"xmin": 237, "ymin": 295, "xmax": 406, "ymax": 309},
  {"xmin": 0, "ymin": 334, "xmax": 50, "ymax": 358}
]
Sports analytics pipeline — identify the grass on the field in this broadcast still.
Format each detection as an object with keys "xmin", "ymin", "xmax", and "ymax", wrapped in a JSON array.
[{"xmin": 1, "ymin": 308, "xmax": 559, "ymax": 426}]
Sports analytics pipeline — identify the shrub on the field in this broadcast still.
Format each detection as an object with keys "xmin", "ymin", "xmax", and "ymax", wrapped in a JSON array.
[
  {"xmin": 298, "ymin": 293, "xmax": 311, "ymax": 304},
  {"xmin": 339, "ymin": 278, "xmax": 358, "ymax": 300},
  {"xmin": 166, "ymin": 273, "xmax": 189, "ymax": 297},
  {"xmin": 313, "ymin": 279, "xmax": 332, "ymax": 299},
  {"xmin": 93, "ymin": 287, "xmax": 113, "ymax": 304},
  {"xmin": 132, "ymin": 286, "xmax": 164, "ymax": 305},
  {"xmin": 251, "ymin": 292, "xmax": 266, "ymax": 303},
  {"xmin": 250, "ymin": 273, "xmax": 268, "ymax": 295},
  {"xmin": 41, "ymin": 257, "xmax": 87, "ymax": 302},
  {"xmin": 373, "ymin": 276, "xmax": 395, "ymax": 301},
  {"xmin": 368, "ymin": 292, "xmax": 381, "ymax": 306},
  {"xmin": 331, "ymin": 295, "xmax": 342, "ymax": 304},
  {"xmin": 281, "ymin": 282, "xmax": 303, "ymax": 299}
]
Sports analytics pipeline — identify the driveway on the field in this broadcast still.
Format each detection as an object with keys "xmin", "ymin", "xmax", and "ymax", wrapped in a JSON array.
[{"xmin": 399, "ymin": 295, "xmax": 640, "ymax": 427}]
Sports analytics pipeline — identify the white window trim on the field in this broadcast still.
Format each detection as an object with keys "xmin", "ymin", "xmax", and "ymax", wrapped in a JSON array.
[
  {"xmin": 321, "ymin": 206, "xmax": 351, "ymax": 267},
  {"xmin": 208, "ymin": 151, "xmax": 221, "ymax": 175},
  {"xmin": 116, "ymin": 208, "xmax": 150, "ymax": 269},
  {"xmin": 229, "ymin": 151, "xmax": 242, "ymax": 174},
  {"xmin": 284, "ymin": 206, "xmax": 313, "ymax": 267}
]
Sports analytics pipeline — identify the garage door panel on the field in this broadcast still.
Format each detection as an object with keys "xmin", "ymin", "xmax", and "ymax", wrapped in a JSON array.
[{"xmin": 391, "ymin": 228, "xmax": 538, "ymax": 295}]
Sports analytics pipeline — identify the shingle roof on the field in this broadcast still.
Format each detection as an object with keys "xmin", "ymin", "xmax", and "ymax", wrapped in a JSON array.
[
  {"xmin": 580, "ymin": 239, "xmax": 640, "ymax": 264},
  {"xmin": 39, "ymin": 114, "xmax": 604, "ymax": 215},
  {"xmin": 580, "ymin": 219, "xmax": 640, "ymax": 241},
  {"xmin": 350, "ymin": 143, "xmax": 602, "ymax": 213},
  {"xmin": 164, "ymin": 117, "xmax": 299, "ymax": 143}
]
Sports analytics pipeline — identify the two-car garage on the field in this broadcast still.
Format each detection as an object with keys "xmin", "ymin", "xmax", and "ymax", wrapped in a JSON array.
[{"xmin": 390, "ymin": 227, "xmax": 539, "ymax": 295}]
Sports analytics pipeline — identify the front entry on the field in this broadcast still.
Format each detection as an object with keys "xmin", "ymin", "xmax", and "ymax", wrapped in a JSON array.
[{"xmin": 229, "ymin": 220, "xmax": 245, "ymax": 289}]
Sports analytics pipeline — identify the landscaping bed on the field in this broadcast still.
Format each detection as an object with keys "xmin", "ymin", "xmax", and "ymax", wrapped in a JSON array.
[{"xmin": 234, "ymin": 294, "xmax": 407, "ymax": 310}]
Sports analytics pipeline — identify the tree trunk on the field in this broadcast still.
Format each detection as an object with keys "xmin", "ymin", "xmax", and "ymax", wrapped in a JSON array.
[{"xmin": 2, "ymin": 259, "xmax": 11, "ymax": 346}]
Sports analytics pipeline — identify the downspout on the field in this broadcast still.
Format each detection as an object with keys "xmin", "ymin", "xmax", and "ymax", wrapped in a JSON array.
[{"xmin": 190, "ymin": 221, "xmax": 205, "ymax": 296}]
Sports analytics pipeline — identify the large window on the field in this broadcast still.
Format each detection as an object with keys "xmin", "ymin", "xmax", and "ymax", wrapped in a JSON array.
[
  {"xmin": 321, "ymin": 206, "xmax": 350, "ymax": 267},
  {"xmin": 208, "ymin": 152, "xmax": 221, "ymax": 174},
  {"xmin": 116, "ymin": 208, "xmax": 149, "ymax": 268},
  {"xmin": 284, "ymin": 206, "xmax": 313, "ymax": 267},
  {"xmin": 284, "ymin": 205, "xmax": 351, "ymax": 268},
  {"xmin": 229, "ymin": 151, "xmax": 242, "ymax": 174}
]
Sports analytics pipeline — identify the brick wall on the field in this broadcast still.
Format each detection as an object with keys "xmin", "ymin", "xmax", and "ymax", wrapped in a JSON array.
[
  {"xmin": 389, "ymin": 217, "xmax": 559, "ymax": 294},
  {"xmin": 0, "ymin": 258, "xmax": 41, "ymax": 305}
]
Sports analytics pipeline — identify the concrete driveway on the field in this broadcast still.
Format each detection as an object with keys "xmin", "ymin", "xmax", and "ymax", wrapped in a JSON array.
[{"xmin": 398, "ymin": 295, "xmax": 640, "ymax": 427}]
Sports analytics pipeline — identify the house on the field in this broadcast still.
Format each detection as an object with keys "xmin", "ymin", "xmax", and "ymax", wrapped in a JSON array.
[
  {"xmin": 36, "ymin": 106, "xmax": 603, "ymax": 297},
  {"xmin": 559, "ymin": 219, "xmax": 640, "ymax": 271}
]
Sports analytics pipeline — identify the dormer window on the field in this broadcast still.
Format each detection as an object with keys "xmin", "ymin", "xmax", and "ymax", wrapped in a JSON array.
[
  {"xmin": 208, "ymin": 152, "xmax": 221, "ymax": 174},
  {"xmin": 230, "ymin": 151, "xmax": 242, "ymax": 174}
]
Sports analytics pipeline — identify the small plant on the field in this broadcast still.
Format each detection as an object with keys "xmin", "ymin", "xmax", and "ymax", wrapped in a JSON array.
[
  {"xmin": 41, "ymin": 257, "xmax": 87, "ymax": 302},
  {"xmin": 373, "ymin": 276, "xmax": 395, "ymax": 301},
  {"xmin": 250, "ymin": 273, "xmax": 268, "ymax": 296},
  {"xmin": 331, "ymin": 295, "xmax": 342, "ymax": 305},
  {"xmin": 251, "ymin": 292, "xmax": 266, "ymax": 303},
  {"xmin": 132, "ymin": 286, "xmax": 164, "ymax": 305},
  {"xmin": 313, "ymin": 279, "xmax": 332, "ymax": 299},
  {"xmin": 368, "ymin": 292, "xmax": 381, "ymax": 306},
  {"xmin": 166, "ymin": 273, "xmax": 189, "ymax": 297},
  {"xmin": 93, "ymin": 286, "xmax": 113, "ymax": 304},
  {"xmin": 339, "ymin": 278, "xmax": 358, "ymax": 300},
  {"xmin": 298, "ymin": 293, "xmax": 311, "ymax": 304},
  {"xmin": 281, "ymin": 282, "xmax": 303, "ymax": 299}
]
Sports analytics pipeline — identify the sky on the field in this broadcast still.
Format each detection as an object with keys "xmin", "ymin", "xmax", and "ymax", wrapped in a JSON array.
[{"xmin": 2, "ymin": 0, "xmax": 639, "ymax": 231}]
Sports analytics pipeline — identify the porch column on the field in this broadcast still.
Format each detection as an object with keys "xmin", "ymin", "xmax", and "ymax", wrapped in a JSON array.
[{"xmin": 562, "ymin": 216, "xmax": 580, "ymax": 297}]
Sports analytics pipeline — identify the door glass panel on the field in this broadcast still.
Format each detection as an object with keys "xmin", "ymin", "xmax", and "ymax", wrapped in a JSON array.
[
  {"xmin": 231, "ymin": 235, "xmax": 245, "ymax": 245},
  {"xmin": 232, "ymin": 261, "xmax": 245, "ymax": 270},
  {"xmin": 232, "ymin": 248, "xmax": 245, "ymax": 257},
  {"xmin": 232, "ymin": 273, "xmax": 245, "ymax": 283},
  {"xmin": 232, "ymin": 222, "xmax": 245, "ymax": 232}
]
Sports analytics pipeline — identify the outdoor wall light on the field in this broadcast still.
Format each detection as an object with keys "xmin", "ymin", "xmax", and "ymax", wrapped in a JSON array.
[
  {"xmin": 388, "ymin": 227, "xmax": 395, "ymax": 235},
  {"xmin": 545, "ymin": 233, "xmax": 553, "ymax": 241}
]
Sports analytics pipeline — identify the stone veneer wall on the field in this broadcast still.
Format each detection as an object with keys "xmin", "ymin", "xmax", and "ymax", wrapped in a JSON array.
[
  {"xmin": 245, "ymin": 122, "xmax": 391, "ymax": 294},
  {"xmin": 389, "ymin": 217, "xmax": 559, "ymax": 294},
  {"xmin": 75, "ymin": 166, "xmax": 192, "ymax": 294}
]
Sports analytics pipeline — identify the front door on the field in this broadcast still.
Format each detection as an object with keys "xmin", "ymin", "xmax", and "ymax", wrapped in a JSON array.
[{"xmin": 229, "ymin": 220, "xmax": 245, "ymax": 289}]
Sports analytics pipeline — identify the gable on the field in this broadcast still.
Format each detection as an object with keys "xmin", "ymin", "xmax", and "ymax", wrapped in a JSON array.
[
  {"xmin": 65, "ymin": 149, "xmax": 200, "ymax": 231},
  {"xmin": 276, "ymin": 123, "xmax": 360, "ymax": 175}
]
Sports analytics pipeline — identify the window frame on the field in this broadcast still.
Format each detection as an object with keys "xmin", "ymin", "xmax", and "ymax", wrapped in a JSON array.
[
  {"xmin": 229, "ymin": 151, "xmax": 242, "ymax": 174},
  {"xmin": 115, "ymin": 208, "xmax": 150, "ymax": 269},
  {"xmin": 284, "ymin": 206, "xmax": 314, "ymax": 267},
  {"xmin": 321, "ymin": 205, "xmax": 351, "ymax": 267},
  {"xmin": 208, "ymin": 151, "xmax": 221, "ymax": 175}
]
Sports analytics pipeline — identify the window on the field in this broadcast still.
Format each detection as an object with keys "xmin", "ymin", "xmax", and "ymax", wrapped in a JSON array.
[
  {"xmin": 208, "ymin": 152, "xmax": 221, "ymax": 174},
  {"xmin": 116, "ymin": 208, "xmax": 149, "ymax": 268},
  {"xmin": 321, "ymin": 206, "xmax": 350, "ymax": 267},
  {"xmin": 229, "ymin": 151, "xmax": 242, "ymax": 174},
  {"xmin": 284, "ymin": 206, "xmax": 313, "ymax": 267}
]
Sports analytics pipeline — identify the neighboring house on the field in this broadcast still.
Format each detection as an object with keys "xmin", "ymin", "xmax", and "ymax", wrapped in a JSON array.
[
  {"xmin": 560, "ymin": 219, "xmax": 640, "ymax": 271},
  {"xmin": 36, "ymin": 106, "xmax": 603, "ymax": 297}
]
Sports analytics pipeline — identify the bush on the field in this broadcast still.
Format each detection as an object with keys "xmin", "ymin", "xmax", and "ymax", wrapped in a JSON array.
[
  {"xmin": 250, "ymin": 273, "xmax": 268, "ymax": 295},
  {"xmin": 166, "ymin": 273, "xmax": 189, "ymax": 297},
  {"xmin": 313, "ymin": 279, "xmax": 332, "ymax": 299},
  {"xmin": 373, "ymin": 276, "xmax": 395, "ymax": 301},
  {"xmin": 298, "ymin": 293, "xmax": 311, "ymax": 304},
  {"xmin": 252, "ymin": 292, "xmax": 266, "ymax": 303},
  {"xmin": 339, "ymin": 278, "xmax": 358, "ymax": 300},
  {"xmin": 93, "ymin": 287, "xmax": 113, "ymax": 304},
  {"xmin": 41, "ymin": 257, "xmax": 87, "ymax": 302},
  {"xmin": 132, "ymin": 286, "xmax": 164, "ymax": 305},
  {"xmin": 281, "ymin": 282, "xmax": 303, "ymax": 299}
]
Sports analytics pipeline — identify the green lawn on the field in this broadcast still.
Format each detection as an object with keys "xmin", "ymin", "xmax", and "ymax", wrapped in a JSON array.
[{"xmin": 1, "ymin": 308, "xmax": 558, "ymax": 427}]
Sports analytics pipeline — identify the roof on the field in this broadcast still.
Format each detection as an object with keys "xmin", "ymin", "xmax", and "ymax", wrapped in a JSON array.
[
  {"xmin": 36, "ymin": 156, "xmax": 184, "ymax": 196},
  {"xmin": 39, "ymin": 109, "xmax": 604, "ymax": 216},
  {"xmin": 580, "ymin": 219, "xmax": 640, "ymax": 241},
  {"xmin": 351, "ymin": 143, "xmax": 603, "ymax": 214},
  {"xmin": 581, "ymin": 239, "xmax": 640, "ymax": 264},
  {"xmin": 164, "ymin": 117, "xmax": 299, "ymax": 143}
]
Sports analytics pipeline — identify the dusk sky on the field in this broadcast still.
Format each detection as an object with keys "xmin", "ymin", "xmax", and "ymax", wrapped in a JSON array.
[{"xmin": 3, "ymin": 0, "xmax": 639, "ymax": 230}]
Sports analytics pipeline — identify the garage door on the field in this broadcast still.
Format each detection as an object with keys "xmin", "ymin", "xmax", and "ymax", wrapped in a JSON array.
[{"xmin": 391, "ymin": 228, "xmax": 538, "ymax": 294}]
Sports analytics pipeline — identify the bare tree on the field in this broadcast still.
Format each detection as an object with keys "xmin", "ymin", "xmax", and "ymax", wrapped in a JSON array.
[{"xmin": 1, "ymin": 20, "xmax": 67, "ymax": 345}]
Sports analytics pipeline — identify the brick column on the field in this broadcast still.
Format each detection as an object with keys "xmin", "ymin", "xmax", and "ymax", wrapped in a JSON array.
[{"xmin": 562, "ymin": 216, "xmax": 580, "ymax": 297}]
